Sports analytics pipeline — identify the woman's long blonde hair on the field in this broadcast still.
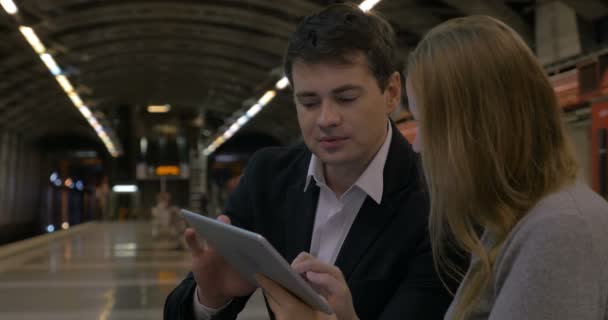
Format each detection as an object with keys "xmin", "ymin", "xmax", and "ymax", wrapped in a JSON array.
[{"xmin": 407, "ymin": 16, "xmax": 578, "ymax": 319}]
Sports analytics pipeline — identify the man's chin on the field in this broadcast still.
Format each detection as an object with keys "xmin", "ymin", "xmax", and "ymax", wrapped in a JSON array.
[{"xmin": 313, "ymin": 151, "xmax": 354, "ymax": 166}]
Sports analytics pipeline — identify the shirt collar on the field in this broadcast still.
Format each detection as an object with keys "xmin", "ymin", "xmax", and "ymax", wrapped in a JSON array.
[{"xmin": 304, "ymin": 120, "xmax": 392, "ymax": 204}]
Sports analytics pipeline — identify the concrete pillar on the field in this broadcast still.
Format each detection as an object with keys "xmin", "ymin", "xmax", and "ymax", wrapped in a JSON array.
[
  {"xmin": 188, "ymin": 148, "xmax": 208, "ymax": 213},
  {"xmin": 536, "ymin": 0, "xmax": 582, "ymax": 65}
]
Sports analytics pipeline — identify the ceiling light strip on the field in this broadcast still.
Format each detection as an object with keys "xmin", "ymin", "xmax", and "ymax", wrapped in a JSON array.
[{"xmin": 4, "ymin": 5, "xmax": 122, "ymax": 157}]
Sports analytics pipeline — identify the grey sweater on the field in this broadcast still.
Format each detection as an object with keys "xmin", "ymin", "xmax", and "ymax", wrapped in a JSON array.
[{"xmin": 445, "ymin": 182, "xmax": 608, "ymax": 320}]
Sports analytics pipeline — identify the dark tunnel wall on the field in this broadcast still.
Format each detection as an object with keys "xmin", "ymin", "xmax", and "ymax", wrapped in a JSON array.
[{"xmin": 0, "ymin": 130, "xmax": 44, "ymax": 244}]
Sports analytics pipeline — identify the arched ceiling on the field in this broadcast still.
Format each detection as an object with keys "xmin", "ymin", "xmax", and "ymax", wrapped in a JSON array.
[{"xmin": 0, "ymin": 0, "xmax": 606, "ymax": 150}]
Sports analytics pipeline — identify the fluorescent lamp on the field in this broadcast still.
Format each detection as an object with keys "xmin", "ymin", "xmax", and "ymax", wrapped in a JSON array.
[
  {"xmin": 359, "ymin": 0, "xmax": 382, "ymax": 12},
  {"xmin": 89, "ymin": 121, "xmax": 105, "ymax": 135},
  {"xmin": 229, "ymin": 123, "xmax": 240, "ymax": 132},
  {"xmin": 236, "ymin": 116, "xmax": 248, "ymax": 126},
  {"xmin": 275, "ymin": 77, "xmax": 290, "ymax": 90},
  {"xmin": 68, "ymin": 92, "xmax": 83, "ymax": 107},
  {"xmin": 18, "ymin": 24, "xmax": 119, "ymax": 158},
  {"xmin": 204, "ymin": 146, "xmax": 215, "ymax": 155},
  {"xmin": 1, "ymin": 0, "xmax": 17, "ymax": 14},
  {"xmin": 79, "ymin": 106, "xmax": 92, "ymax": 118},
  {"xmin": 112, "ymin": 185, "xmax": 138, "ymax": 193},
  {"xmin": 147, "ymin": 104, "xmax": 171, "ymax": 113},
  {"xmin": 246, "ymin": 104, "xmax": 263, "ymax": 118},
  {"xmin": 226, "ymin": 127, "xmax": 237, "ymax": 136},
  {"xmin": 19, "ymin": 26, "xmax": 46, "ymax": 54},
  {"xmin": 40, "ymin": 53, "xmax": 61, "ymax": 76},
  {"xmin": 258, "ymin": 90, "xmax": 276, "ymax": 106},
  {"xmin": 55, "ymin": 75, "xmax": 74, "ymax": 93}
]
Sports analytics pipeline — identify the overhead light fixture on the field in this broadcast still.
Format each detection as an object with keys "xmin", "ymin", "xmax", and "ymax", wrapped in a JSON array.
[
  {"xmin": 19, "ymin": 26, "xmax": 46, "ymax": 54},
  {"xmin": 79, "ymin": 106, "xmax": 92, "ymax": 119},
  {"xmin": 68, "ymin": 92, "xmax": 84, "ymax": 107},
  {"xmin": 258, "ymin": 90, "xmax": 276, "ymax": 106},
  {"xmin": 0, "ymin": 0, "xmax": 17, "ymax": 14},
  {"xmin": 275, "ymin": 77, "xmax": 290, "ymax": 90},
  {"xmin": 55, "ymin": 75, "xmax": 74, "ymax": 93},
  {"xmin": 236, "ymin": 116, "xmax": 248, "ymax": 126},
  {"xmin": 89, "ymin": 118, "xmax": 101, "ymax": 130},
  {"xmin": 359, "ymin": 0, "xmax": 382, "ymax": 12},
  {"xmin": 15, "ymin": 22, "xmax": 122, "ymax": 157},
  {"xmin": 229, "ymin": 123, "xmax": 240, "ymax": 132},
  {"xmin": 246, "ymin": 104, "xmax": 263, "ymax": 118},
  {"xmin": 40, "ymin": 53, "xmax": 61, "ymax": 76},
  {"xmin": 112, "ymin": 185, "xmax": 138, "ymax": 193},
  {"xmin": 147, "ymin": 104, "xmax": 171, "ymax": 113}
]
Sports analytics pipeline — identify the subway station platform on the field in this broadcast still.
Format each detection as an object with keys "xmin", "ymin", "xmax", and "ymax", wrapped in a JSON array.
[{"xmin": 0, "ymin": 222, "xmax": 268, "ymax": 320}]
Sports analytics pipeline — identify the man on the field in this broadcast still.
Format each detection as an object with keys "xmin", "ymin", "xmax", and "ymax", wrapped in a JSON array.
[{"xmin": 164, "ymin": 3, "xmax": 455, "ymax": 319}]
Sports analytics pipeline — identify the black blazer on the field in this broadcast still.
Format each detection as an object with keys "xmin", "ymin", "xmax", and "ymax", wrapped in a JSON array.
[{"xmin": 164, "ymin": 123, "xmax": 455, "ymax": 320}]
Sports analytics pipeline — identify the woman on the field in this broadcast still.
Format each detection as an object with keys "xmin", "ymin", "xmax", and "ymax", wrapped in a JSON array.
[{"xmin": 257, "ymin": 15, "xmax": 608, "ymax": 320}]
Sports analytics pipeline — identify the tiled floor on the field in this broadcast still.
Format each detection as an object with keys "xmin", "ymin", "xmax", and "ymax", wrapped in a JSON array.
[{"xmin": 0, "ymin": 222, "xmax": 269, "ymax": 320}]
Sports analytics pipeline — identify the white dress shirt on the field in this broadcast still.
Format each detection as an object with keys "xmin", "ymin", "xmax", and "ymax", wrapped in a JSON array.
[
  {"xmin": 306, "ymin": 121, "xmax": 392, "ymax": 264},
  {"xmin": 193, "ymin": 121, "xmax": 392, "ymax": 319}
]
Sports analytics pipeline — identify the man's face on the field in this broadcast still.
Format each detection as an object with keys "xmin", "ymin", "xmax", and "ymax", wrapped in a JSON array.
[{"xmin": 291, "ymin": 53, "xmax": 401, "ymax": 167}]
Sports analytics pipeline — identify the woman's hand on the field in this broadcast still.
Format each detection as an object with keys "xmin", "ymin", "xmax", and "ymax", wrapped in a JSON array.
[
  {"xmin": 256, "ymin": 274, "xmax": 335, "ymax": 320},
  {"xmin": 291, "ymin": 253, "xmax": 358, "ymax": 320},
  {"xmin": 256, "ymin": 252, "xmax": 359, "ymax": 320}
]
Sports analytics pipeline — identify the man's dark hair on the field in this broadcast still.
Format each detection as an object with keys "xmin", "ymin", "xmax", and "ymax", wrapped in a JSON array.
[{"xmin": 283, "ymin": 2, "xmax": 401, "ymax": 92}]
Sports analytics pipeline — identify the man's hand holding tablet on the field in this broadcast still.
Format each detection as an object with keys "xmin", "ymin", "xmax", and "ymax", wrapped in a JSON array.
[
  {"xmin": 184, "ymin": 214, "xmax": 256, "ymax": 308},
  {"xmin": 181, "ymin": 209, "xmax": 334, "ymax": 315}
]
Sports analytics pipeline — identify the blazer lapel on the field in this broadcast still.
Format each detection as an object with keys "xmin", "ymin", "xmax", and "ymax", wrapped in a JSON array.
[
  {"xmin": 283, "ymin": 174, "xmax": 320, "ymax": 264},
  {"xmin": 334, "ymin": 196, "xmax": 397, "ymax": 279},
  {"xmin": 335, "ymin": 120, "xmax": 418, "ymax": 279}
]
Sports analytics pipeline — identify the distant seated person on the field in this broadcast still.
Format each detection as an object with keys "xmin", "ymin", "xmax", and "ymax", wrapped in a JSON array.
[
  {"xmin": 151, "ymin": 192, "xmax": 178, "ymax": 239},
  {"xmin": 257, "ymin": 15, "xmax": 608, "ymax": 320},
  {"xmin": 163, "ymin": 3, "xmax": 457, "ymax": 320}
]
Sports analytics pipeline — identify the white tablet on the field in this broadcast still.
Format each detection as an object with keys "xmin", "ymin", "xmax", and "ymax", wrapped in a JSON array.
[{"xmin": 180, "ymin": 209, "xmax": 334, "ymax": 315}]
